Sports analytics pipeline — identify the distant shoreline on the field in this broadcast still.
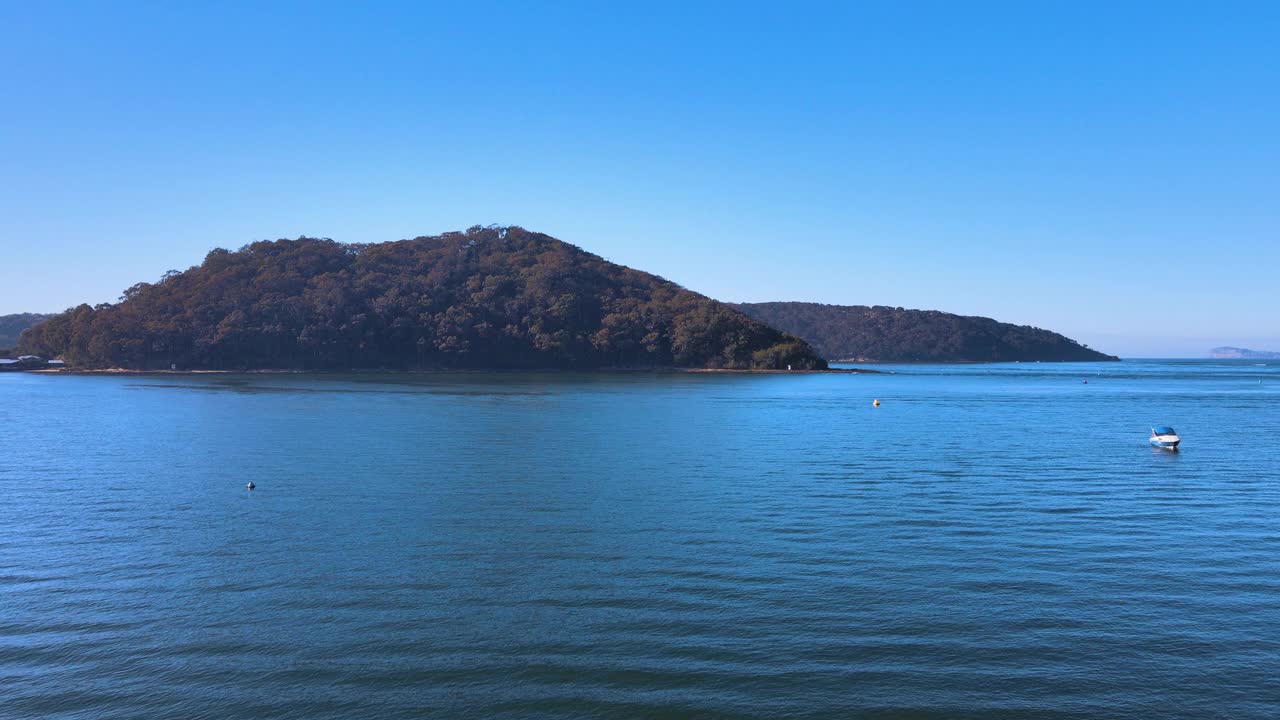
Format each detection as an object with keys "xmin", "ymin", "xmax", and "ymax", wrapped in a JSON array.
[
  {"xmin": 25, "ymin": 366, "xmax": 884, "ymax": 376},
  {"xmin": 831, "ymin": 357, "xmax": 1122, "ymax": 364}
]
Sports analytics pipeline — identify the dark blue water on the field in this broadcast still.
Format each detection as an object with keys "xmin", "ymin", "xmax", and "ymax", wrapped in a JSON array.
[{"xmin": 2, "ymin": 360, "xmax": 1278, "ymax": 719}]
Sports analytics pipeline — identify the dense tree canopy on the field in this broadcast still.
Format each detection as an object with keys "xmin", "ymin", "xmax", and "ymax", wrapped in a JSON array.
[
  {"xmin": 734, "ymin": 302, "xmax": 1119, "ymax": 362},
  {"xmin": 20, "ymin": 227, "xmax": 825, "ymax": 371},
  {"xmin": 0, "ymin": 313, "xmax": 51, "ymax": 349}
]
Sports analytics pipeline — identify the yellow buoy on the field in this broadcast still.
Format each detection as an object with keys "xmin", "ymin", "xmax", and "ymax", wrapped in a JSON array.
[{"xmin": 872, "ymin": 399, "xmax": 880, "ymax": 407}]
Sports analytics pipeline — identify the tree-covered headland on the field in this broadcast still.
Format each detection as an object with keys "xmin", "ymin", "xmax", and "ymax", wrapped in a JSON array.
[{"xmin": 20, "ymin": 227, "xmax": 825, "ymax": 371}]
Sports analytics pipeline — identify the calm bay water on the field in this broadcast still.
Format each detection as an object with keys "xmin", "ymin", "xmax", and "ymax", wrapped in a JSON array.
[{"xmin": 2, "ymin": 360, "xmax": 1278, "ymax": 719}]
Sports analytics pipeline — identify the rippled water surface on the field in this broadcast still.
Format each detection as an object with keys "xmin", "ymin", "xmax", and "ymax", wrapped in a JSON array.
[{"xmin": 2, "ymin": 360, "xmax": 1278, "ymax": 719}]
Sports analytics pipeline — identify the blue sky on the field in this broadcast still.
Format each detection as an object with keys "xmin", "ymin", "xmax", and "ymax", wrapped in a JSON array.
[{"xmin": 1, "ymin": 2, "xmax": 1276, "ymax": 357}]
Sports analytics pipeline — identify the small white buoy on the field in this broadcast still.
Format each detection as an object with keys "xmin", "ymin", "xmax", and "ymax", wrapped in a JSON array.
[
  {"xmin": 246, "ymin": 482, "xmax": 256, "ymax": 490},
  {"xmin": 872, "ymin": 399, "xmax": 880, "ymax": 407}
]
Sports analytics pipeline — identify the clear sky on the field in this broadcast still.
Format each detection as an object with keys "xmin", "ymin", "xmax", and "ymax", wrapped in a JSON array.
[{"xmin": 1, "ymin": 2, "xmax": 1276, "ymax": 357}]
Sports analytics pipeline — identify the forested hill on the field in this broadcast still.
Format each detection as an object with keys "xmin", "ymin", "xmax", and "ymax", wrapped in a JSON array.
[
  {"xmin": 19, "ymin": 227, "xmax": 824, "ymax": 371},
  {"xmin": 0, "ymin": 313, "xmax": 51, "ymax": 348},
  {"xmin": 733, "ymin": 302, "xmax": 1118, "ymax": 363}
]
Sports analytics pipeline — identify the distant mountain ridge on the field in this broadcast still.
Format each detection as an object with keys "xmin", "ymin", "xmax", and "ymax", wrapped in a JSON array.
[
  {"xmin": 733, "ymin": 302, "xmax": 1118, "ymax": 363},
  {"xmin": 19, "ymin": 227, "xmax": 825, "ymax": 371},
  {"xmin": 0, "ymin": 313, "xmax": 52, "ymax": 349},
  {"xmin": 1209, "ymin": 346, "xmax": 1280, "ymax": 359}
]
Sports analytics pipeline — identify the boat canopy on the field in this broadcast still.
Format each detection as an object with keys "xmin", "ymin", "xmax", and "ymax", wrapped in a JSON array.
[{"xmin": 1153, "ymin": 426, "xmax": 1177, "ymax": 435}]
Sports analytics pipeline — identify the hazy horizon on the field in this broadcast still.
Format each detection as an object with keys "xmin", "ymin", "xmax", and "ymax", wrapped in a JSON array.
[{"xmin": 3, "ymin": 3, "xmax": 1277, "ymax": 357}]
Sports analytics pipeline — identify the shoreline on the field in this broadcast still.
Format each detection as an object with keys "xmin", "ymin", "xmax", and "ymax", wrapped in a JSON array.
[
  {"xmin": 832, "ymin": 357, "xmax": 1122, "ymax": 364},
  {"xmin": 23, "ymin": 366, "xmax": 882, "ymax": 376}
]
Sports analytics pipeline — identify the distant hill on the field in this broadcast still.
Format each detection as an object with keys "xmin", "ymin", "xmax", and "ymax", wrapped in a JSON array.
[
  {"xmin": 0, "ymin": 313, "xmax": 52, "ymax": 349},
  {"xmin": 1209, "ymin": 346, "xmax": 1280, "ymax": 359},
  {"xmin": 19, "ymin": 227, "xmax": 825, "ymax": 371},
  {"xmin": 733, "ymin": 302, "xmax": 1119, "ymax": 363}
]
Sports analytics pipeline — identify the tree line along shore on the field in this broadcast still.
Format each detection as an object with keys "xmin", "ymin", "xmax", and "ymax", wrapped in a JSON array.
[{"xmin": 8, "ymin": 226, "xmax": 1115, "ymax": 371}]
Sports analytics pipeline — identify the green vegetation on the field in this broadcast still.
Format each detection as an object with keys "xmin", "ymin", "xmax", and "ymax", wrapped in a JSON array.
[
  {"xmin": 734, "ymin": 302, "xmax": 1119, "ymax": 362},
  {"xmin": 19, "ymin": 227, "xmax": 825, "ymax": 371},
  {"xmin": 0, "ymin": 313, "xmax": 51, "ymax": 348}
]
